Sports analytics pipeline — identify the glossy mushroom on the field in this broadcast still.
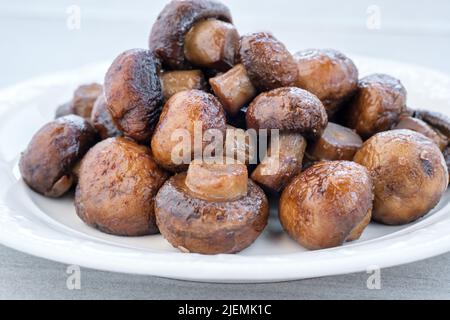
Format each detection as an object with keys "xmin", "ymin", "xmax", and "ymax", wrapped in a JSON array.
[
  {"xmin": 19, "ymin": 115, "xmax": 98, "ymax": 197},
  {"xmin": 354, "ymin": 129, "xmax": 449, "ymax": 225},
  {"xmin": 160, "ymin": 70, "xmax": 207, "ymax": 100},
  {"xmin": 155, "ymin": 159, "xmax": 269, "ymax": 254},
  {"xmin": 90, "ymin": 94, "xmax": 123, "ymax": 140},
  {"xmin": 55, "ymin": 83, "xmax": 103, "ymax": 119}
]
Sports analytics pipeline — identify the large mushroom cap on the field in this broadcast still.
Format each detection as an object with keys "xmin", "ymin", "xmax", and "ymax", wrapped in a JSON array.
[
  {"xmin": 104, "ymin": 49, "xmax": 163, "ymax": 143},
  {"xmin": 246, "ymin": 87, "xmax": 328, "ymax": 139},
  {"xmin": 19, "ymin": 115, "xmax": 98, "ymax": 197},
  {"xmin": 240, "ymin": 32, "xmax": 298, "ymax": 92},
  {"xmin": 149, "ymin": 0, "xmax": 233, "ymax": 70}
]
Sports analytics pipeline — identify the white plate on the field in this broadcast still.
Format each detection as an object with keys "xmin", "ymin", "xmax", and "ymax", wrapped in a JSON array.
[{"xmin": 0, "ymin": 55, "xmax": 450, "ymax": 283}]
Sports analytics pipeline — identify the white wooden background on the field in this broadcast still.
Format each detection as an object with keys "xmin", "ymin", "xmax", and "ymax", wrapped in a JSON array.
[{"xmin": 0, "ymin": 0, "xmax": 449, "ymax": 299}]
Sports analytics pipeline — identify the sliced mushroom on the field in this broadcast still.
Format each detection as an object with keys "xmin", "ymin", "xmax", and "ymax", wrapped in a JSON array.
[
  {"xmin": 307, "ymin": 122, "xmax": 363, "ymax": 161},
  {"xmin": 155, "ymin": 160, "xmax": 269, "ymax": 254},
  {"xmin": 209, "ymin": 32, "xmax": 297, "ymax": 116},
  {"xmin": 354, "ymin": 129, "xmax": 449, "ymax": 225},
  {"xmin": 90, "ymin": 94, "xmax": 123, "ymax": 140},
  {"xmin": 19, "ymin": 115, "xmax": 98, "ymax": 197},
  {"xmin": 294, "ymin": 49, "xmax": 358, "ymax": 117},
  {"xmin": 104, "ymin": 49, "xmax": 163, "ymax": 143},
  {"xmin": 75, "ymin": 137, "xmax": 169, "ymax": 236},
  {"xmin": 55, "ymin": 83, "xmax": 103, "ymax": 119},
  {"xmin": 160, "ymin": 70, "xmax": 207, "ymax": 100},
  {"xmin": 149, "ymin": 0, "xmax": 233, "ymax": 70},
  {"xmin": 279, "ymin": 161, "xmax": 373, "ymax": 250},
  {"xmin": 345, "ymin": 74, "xmax": 407, "ymax": 139},
  {"xmin": 151, "ymin": 90, "xmax": 227, "ymax": 172}
]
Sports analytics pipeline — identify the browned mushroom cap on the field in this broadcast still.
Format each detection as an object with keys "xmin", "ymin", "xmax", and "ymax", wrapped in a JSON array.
[
  {"xmin": 151, "ymin": 90, "xmax": 227, "ymax": 172},
  {"xmin": 225, "ymin": 125, "xmax": 257, "ymax": 165},
  {"xmin": 104, "ymin": 49, "xmax": 163, "ymax": 143},
  {"xmin": 160, "ymin": 70, "xmax": 207, "ymax": 100},
  {"xmin": 307, "ymin": 122, "xmax": 363, "ymax": 161},
  {"xmin": 90, "ymin": 94, "xmax": 123, "ymax": 140},
  {"xmin": 55, "ymin": 83, "xmax": 103, "ymax": 119},
  {"xmin": 240, "ymin": 32, "xmax": 298, "ymax": 92},
  {"xmin": 184, "ymin": 19, "xmax": 239, "ymax": 71},
  {"xmin": 19, "ymin": 115, "xmax": 98, "ymax": 197},
  {"xmin": 75, "ymin": 137, "xmax": 169, "ymax": 236},
  {"xmin": 294, "ymin": 49, "xmax": 358, "ymax": 117},
  {"xmin": 354, "ymin": 129, "xmax": 449, "ymax": 225},
  {"xmin": 279, "ymin": 161, "xmax": 373, "ymax": 250},
  {"xmin": 413, "ymin": 109, "xmax": 450, "ymax": 139},
  {"xmin": 246, "ymin": 87, "xmax": 328, "ymax": 139},
  {"xmin": 149, "ymin": 0, "xmax": 233, "ymax": 70},
  {"xmin": 394, "ymin": 116, "xmax": 448, "ymax": 151},
  {"xmin": 251, "ymin": 132, "xmax": 307, "ymax": 193},
  {"xmin": 155, "ymin": 172, "xmax": 269, "ymax": 255},
  {"xmin": 345, "ymin": 74, "xmax": 407, "ymax": 139}
]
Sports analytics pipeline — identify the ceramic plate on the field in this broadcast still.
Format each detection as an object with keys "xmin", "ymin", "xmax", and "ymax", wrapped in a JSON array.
[{"xmin": 0, "ymin": 55, "xmax": 449, "ymax": 283}]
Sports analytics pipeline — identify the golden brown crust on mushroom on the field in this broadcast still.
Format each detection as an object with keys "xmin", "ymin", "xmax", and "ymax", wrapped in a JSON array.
[
  {"xmin": 345, "ymin": 74, "xmax": 407, "ymax": 139},
  {"xmin": 75, "ymin": 137, "xmax": 169, "ymax": 236},
  {"xmin": 155, "ymin": 173, "xmax": 269, "ymax": 254},
  {"xmin": 354, "ymin": 129, "xmax": 449, "ymax": 225},
  {"xmin": 104, "ymin": 49, "xmax": 163, "ymax": 143},
  {"xmin": 149, "ymin": 0, "xmax": 233, "ymax": 70},
  {"xmin": 240, "ymin": 32, "xmax": 298, "ymax": 91},
  {"xmin": 294, "ymin": 49, "xmax": 358, "ymax": 117},
  {"xmin": 246, "ymin": 87, "xmax": 328, "ymax": 139},
  {"xmin": 279, "ymin": 161, "xmax": 373, "ymax": 250},
  {"xmin": 413, "ymin": 109, "xmax": 450, "ymax": 139},
  {"xmin": 151, "ymin": 90, "xmax": 227, "ymax": 172},
  {"xmin": 19, "ymin": 115, "xmax": 98, "ymax": 197},
  {"xmin": 90, "ymin": 94, "xmax": 123, "ymax": 140}
]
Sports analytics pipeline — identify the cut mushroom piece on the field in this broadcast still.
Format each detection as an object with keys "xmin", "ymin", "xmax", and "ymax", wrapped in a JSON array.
[
  {"xmin": 90, "ymin": 94, "xmax": 123, "ymax": 140},
  {"xmin": 55, "ymin": 83, "xmax": 103, "ymax": 119},
  {"xmin": 104, "ymin": 49, "xmax": 163, "ymax": 143},
  {"xmin": 160, "ymin": 70, "xmax": 207, "ymax": 100},
  {"xmin": 75, "ymin": 137, "xmax": 169, "ymax": 236},
  {"xmin": 149, "ymin": 0, "xmax": 233, "ymax": 69},
  {"xmin": 354, "ymin": 129, "xmax": 449, "ymax": 225},
  {"xmin": 394, "ymin": 116, "xmax": 448, "ymax": 151},
  {"xmin": 345, "ymin": 74, "xmax": 407, "ymax": 139},
  {"xmin": 151, "ymin": 90, "xmax": 227, "ymax": 172},
  {"xmin": 294, "ymin": 49, "xmax": 359, "ymax": 117},
  {"xmin": 246, "ymin": 87, "xmax": 328, "ymax": 140},
  {"xmin": 185, "ymin": 158, "xmax": 248, "ymax": 202},
  {"xmin": 307, "ymin": 122, "xmax": 363, "ymax": 161},
  {"xmin": 19, "ymin": 115, "xmax": 98, "ymax": 197},
  {"xmin": 279, "ymin": 161, "xmax": 374, "ymax": 250},
  {"xmin": 155, "ymin": 170, "xmax": 269, "ymax": 255},
  {"xmin": 184, "ymin": 19, "xmax": 239, "ymax": 71},
  {"xmin": 252, "ymin": 132, "xmax": 307, "ymax": 193},
  {"xmin": 209, "ymin": 32, "xmax": 297, "ymax": 116}
]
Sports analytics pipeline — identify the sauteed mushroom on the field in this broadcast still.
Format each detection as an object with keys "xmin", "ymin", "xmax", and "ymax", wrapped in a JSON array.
[
  {"xmin": 160, "ymin": 70, "xmax": 207, "ymax": 100},
  {"xmin": 90, "ymin": 94, "xmax": 123, "ymax": 140},
  {"xmin": 55, "ymin": 83, "xmax": 103, "ymax": 119}
]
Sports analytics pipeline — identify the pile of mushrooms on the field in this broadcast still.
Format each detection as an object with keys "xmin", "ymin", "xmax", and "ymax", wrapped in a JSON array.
[{"xmin": 19, "ymin": 0, "xmax": 450, "ymax": 254}]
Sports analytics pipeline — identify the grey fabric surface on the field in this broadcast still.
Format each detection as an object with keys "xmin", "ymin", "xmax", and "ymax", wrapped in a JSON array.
[{"xmin": 0, "ymin": 0, "xmax": 449, "ymax": 299}]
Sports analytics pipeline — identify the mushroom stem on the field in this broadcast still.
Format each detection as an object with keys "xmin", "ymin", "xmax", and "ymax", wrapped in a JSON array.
[
  {"xmin": 209, "ymin": 64, "xmax": 257, "ymax": 116},
  {"xmin": 160, "ymin": 70, "xmax": 206, "ymax": 100},
  {"xmin": 185, "ymin": 158, "xmax": 248, "ymax": 202},
  {"xmin": 184, "ymin": 19, "xmax": 239, "ymax": 71}
]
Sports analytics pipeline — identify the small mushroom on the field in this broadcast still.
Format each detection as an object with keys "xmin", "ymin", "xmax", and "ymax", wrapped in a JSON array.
[
  {"xmin": 90, "ymin": 94, "xmax": 123, "ymax": 140},
  {"xmin": 75, "ymin": 137, "xmax": 169, "ymax": 236},
  {"xmin": 151, "ymin": 89, "xmax": 227, "ymax": 172},
  {"xmin": 104, "ymin": 49, "xmax": 163, "ymax": 143},
  {"xmin": 247, "ymin": 87, "xmax": 328, "ymax": 192},
  {"xmin": 345, "ymin": 74, "xmax": 407, "ymax": 139},
  {"xmin": 55, "ymin": 83, "xmax": 103, "ymax": 119},
  {"xmin": 149, "ymin": 0, "xmax": 233, "ymax": 70},
  {"xmin": 394, "ymin": 116, "xmax": 448, "ymax": 151},
  {"xmin": 413, "ymin": 109, "xmax": 450, "ymax": 139},
  {"xmin": 354, "ymin": 129, "xmax": 449, "ymax": 225},
  {"xmin": 155, "ymin": 159, "xmax": 269, "ymax": 254},
  {"xmin": 279, "ymin": 161, "xmax": 374, "ymax": 250},
  {"xmin": 19, "ymin": 115, "xmax": 98, "ymax": 197},
  {"xmin": 307, "ymin": 122, "xmax": 363, "ymax": 161},
  {"xmin": 294, "ymin": 49, "xmax": 358, "ymax": 117},
  {"xmin": 209, "ymin": 32, "xmax": 298, "ymax": 116},
  {"xmin": 160, "ymin": 70, "xmax": 207, "ymax": 100}
]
